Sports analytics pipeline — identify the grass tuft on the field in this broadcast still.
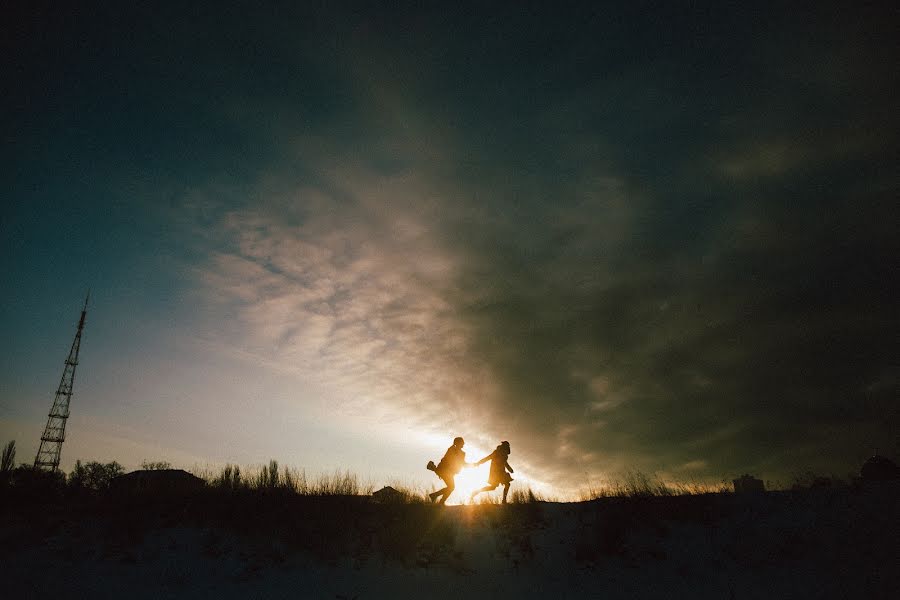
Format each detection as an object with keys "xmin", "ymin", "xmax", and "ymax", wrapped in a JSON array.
[{"xmin": 579, "ymin": 470, "xmax": 733, "ymax": 500}]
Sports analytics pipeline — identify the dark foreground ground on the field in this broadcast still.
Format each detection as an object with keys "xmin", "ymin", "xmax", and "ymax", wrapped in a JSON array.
[{"xmin": 1, "ymin": 484, "xmax": 898, "ymax": 599}]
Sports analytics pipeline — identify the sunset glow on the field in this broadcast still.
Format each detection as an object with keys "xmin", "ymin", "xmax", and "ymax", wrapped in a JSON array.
[{"xmin": 445, "ymin": 463, "xmax": 491, "ymax": 505}]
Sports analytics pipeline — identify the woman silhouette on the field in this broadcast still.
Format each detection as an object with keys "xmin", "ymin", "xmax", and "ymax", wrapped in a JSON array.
[
  {"xmin": 427, "ymin": 436, "xmax": 471, "ymax": 504},
  {"xmin": 469, "ymin": 441, "xmax": 514, "ymax": 504}
]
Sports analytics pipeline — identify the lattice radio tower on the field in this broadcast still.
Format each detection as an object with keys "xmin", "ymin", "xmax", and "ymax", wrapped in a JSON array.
[{"xmin": 34, "ymin": 294, "xmax": 89, "ymax": 471}]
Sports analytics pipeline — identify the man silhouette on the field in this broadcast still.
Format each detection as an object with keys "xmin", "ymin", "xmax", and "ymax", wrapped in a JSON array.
[
  {"xmin": 427, "ymin": 436, "xmax": 470, "ymax": 504},
  {"xmin": 469, "ymin": 440, "xmax": 514, "ymax": 504}
]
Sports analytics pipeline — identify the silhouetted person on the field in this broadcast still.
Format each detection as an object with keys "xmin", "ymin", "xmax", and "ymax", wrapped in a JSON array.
[
  {"xmin": 427, "ymin": 436, "xmax": 470, "ymax": 504},
  {"xmin": 469, "ymin": 440, "xmax": 514, "ymax": 504}
]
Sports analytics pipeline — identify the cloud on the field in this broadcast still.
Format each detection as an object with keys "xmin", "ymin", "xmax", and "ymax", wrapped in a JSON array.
[
  {"xmin": 189, "ymin": 166, "xmax": 497, "ymax": 438},
  {"xmin": 169, "ymin": 4, "xmax": 899, "ymax": 496}
]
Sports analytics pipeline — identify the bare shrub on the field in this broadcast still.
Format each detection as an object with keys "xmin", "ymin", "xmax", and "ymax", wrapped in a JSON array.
[
  {"xmin": 1, "ymin": 440, "xmax": 16, "ymax": 475},
  {"xmin": 215, "ymin": 464, "xmax": 243, "ymax": 491},
  {"xmin": 140, "ymin": 460, "xmax": 172, "ymax": 470},
  {"xmin": 509, "ymin": 486, "xmax": 546, "ymax": 504},
  {"xmin": 281, "ymin": 466, "xmax": 307, "ymax": 494},
  {"xmin": 310, "ymin": 469, "xmax": 369, "ymax": 496},
  {"xmin": 255, "ymin": 460, "xmax": 280, "ymax": 490}
]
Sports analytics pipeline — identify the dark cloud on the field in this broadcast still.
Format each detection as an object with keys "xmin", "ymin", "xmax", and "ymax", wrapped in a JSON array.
[
  {"xmin": 196, "ymin": 3, "xmax": 897, "ymax": 488},
  {"xmin": 380, "ymin": 2, "xmax": 900, "ymax": 485}
]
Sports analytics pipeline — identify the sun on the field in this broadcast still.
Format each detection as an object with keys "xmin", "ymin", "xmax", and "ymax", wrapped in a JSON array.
[{"xmin": 448, "ymin": 461, "xmax": 491, "ymax": 504}]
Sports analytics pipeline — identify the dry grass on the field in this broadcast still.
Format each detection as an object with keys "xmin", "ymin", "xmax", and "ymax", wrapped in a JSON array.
[
  {"xmin": 579, "ymin": 470, "xmax": 732, "ymax": 501},
  {"xmin": 193, "ymin": 461, "xmax": 373, "ymax": 496},
  {"xmin": 463, "ymin": 485, "xmax": 552, "ymax": 505}
]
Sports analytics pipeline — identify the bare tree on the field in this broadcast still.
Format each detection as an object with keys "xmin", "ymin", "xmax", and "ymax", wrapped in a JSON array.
[
  {"xmin": 1, "ymin": 441, "xmax": 15, "ymax": 474},
  {"xmin": 68, "ymin": 460, "xmax": 124, "ymax": 491}
]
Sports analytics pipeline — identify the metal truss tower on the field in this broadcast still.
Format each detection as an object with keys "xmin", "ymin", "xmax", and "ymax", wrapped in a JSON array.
[{"xmin": 34, "ymin": 294, "xmax": 89, "ymax": 471}]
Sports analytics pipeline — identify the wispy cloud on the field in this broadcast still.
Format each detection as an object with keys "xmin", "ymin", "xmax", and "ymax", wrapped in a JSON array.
[{"xmin": 189, "ymin": 166, "xmax": 501, "ymax": 442}]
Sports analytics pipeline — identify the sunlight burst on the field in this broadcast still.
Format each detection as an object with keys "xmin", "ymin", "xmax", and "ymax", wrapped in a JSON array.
[{"xmin": 448, "ymin": 462, "xmax": 491, "ymax": 504}]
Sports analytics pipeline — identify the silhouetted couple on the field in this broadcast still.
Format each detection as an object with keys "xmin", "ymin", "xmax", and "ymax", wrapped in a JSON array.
[{"xmin": 427, "ymin": 437, "xmax": 514, "ymax": 504}]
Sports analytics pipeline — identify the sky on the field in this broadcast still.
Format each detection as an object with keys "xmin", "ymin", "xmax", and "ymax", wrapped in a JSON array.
[{"xmin": 1, "ymin": 2, "xmax": 897, "ymax": 499}]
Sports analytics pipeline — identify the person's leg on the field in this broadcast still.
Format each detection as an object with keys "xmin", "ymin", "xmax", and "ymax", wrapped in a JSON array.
[
  {"xmin": 436, "ymin": 475, "xmax": 455, "ymax": 504},
  {"xmin": 440, "ymin": 480, "xmax": 455, "ymax": 504},
  {"xmin": 470, "ymin": 483, "xmax": 497, "ymax": 503},
  {"xmin": 430, "ymin": 474, "xmax": 453, "ymax": 503},
  {"xmin": 501, "ymin": 482, "xmax": 510, "ymax": 504}
]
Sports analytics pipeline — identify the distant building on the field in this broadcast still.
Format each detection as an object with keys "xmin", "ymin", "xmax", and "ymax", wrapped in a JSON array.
[
  {"xmin": 371, "ymin": 485, "xmax": 404, "ymax": 503},
  {"xmin": 860, "ymin": 454, "xmax": 900, "ymax": 481},
  {"xmin": 732, "ymin": 474, "xmax": 765, "ymax": 494},
  {"xmin": 112, "ymin": 469, "xmax": 205, "ymax": 495}
]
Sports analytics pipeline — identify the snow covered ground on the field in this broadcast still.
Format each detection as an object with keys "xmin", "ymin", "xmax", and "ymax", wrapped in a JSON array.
[{"xmin": 2, "ymin": 486, "xmax": 897, "ymax": 599}]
